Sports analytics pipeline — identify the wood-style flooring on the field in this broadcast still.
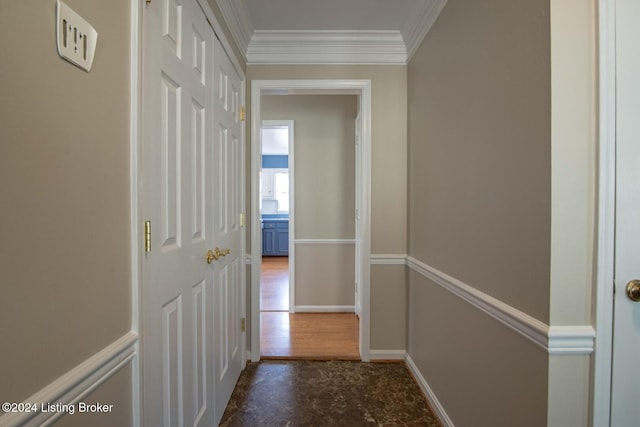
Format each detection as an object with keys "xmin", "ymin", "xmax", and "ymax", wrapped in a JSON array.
[
  {"xmin": 260, "ymin": 257, "xmax": 360, "ymax": 360},
  {"xmin": 260, "ymin": 257, "xmax": 289, "ymax": 311}
]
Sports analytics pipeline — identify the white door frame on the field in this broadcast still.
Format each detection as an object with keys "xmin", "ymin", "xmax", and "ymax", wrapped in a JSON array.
[
  {"xmin": 250, "ymin": 80, "xmax": 372, "ymax": 362},
  {"xmin": 592, "ymin": 0, "xmax": 616, "ymax": 424},
  {"xmin": 129, "ymin": 0, "xmax": 142, "ymax": 424},
  {"xmin": 260, "ymin": 120, "xmax": 296, "ymax": 312}
]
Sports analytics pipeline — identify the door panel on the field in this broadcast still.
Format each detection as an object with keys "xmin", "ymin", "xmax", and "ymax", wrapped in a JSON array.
[
  {"xmin": 142, "ymin": 0, "xmax": 215, "ymax": 425},
  {"xmin": 192, "ymin": 280, "xmax": 207, "ymax": 424},
  {"xmin": 611, "ymin": 0, "xmax": 640, "ymax": 425},
  {"xmin": 212, "ymin": 37, "xmax": 244, "ymax": 424},
  {"xmin": 162, "ymin": 296, "xmax": 183, "ymax": 426}
]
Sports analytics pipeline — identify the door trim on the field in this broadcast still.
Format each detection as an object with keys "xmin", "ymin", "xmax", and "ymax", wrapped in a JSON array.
[
  {"xmin": 129, "ymin": 0, "xmax": 142, "ymax": 425},
  {"xmin": 250, "ymin": 80, "xmax": 372, "ymax": 362},
  {"xmin": 593, "ymin": 0, "xmax": 616, "ymax": 425}
]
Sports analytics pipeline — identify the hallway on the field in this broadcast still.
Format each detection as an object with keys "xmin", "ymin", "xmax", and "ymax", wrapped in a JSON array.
[
  {"xmin": 220, "ymin": 360, "xmax": 442, "ymax": 426},
  {"xmin": 260, "ymin": 257, "xmax": 360, "ymax": 359}
]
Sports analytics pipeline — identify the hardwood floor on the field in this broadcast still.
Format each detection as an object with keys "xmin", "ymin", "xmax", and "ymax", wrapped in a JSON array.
[
  {"xmin": 260, "ymin": 257, "xmax": 289, "ymax": 311},
  {"xmin": 261, "ymin": 312, "xmax": 360, "ymax": 359},
  {"xmin": 260, "ymin": 257, "xmax": 360, "ymax": 360}
]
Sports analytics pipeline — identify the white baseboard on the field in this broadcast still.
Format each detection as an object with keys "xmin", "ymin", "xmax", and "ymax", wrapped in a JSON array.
[
  {"xmin": 0, "ymin": 331, "xmax": 137, "ymax": 427},
  {"xmin": 405, "ymin": 354, "xmax": 455, "ymax": 427},
  {"xmin": 293, "ymin": 305, "xmax": 355, "ymax": 313},
  {"xmin": 369, "ymin": 350, "xmax": 407, "ymax": 360}
]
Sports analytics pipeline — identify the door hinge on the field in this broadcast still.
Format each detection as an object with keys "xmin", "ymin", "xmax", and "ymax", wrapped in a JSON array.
[
  {"xmin": 240, "ymin": 212, "xmax": 245, "ymax": 227},
  {"xmin": 239, "ymin": 106, "xmax": 246, "ymax": 122},
  {"xmin": 241, "ymin": 317, "xmax": 246, "ymax": 332},
  {"xmin": 145, "ymin": 0, "xmax": 151, "ymax": 6},
  {"xmin": 144, "ymin": 220, "xmax": 151, "ymax": 252}
]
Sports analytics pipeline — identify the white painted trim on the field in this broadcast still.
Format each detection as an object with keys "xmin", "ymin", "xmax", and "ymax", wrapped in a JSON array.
[
  {"xmin": 0, "ymin": 332, "xmax": 137, "ymax": 427},
  {"xmin": 129, "ymin": 1, "xmax": 142, "ymax": 425},
  {"xmin": 287, "ymin": 121, "xmax": 295, "ymax": 314},
  {"xmin": 404, "ymin": 0, "xmax": 448, "ymax": 61},
  {"xmin": 246, "ymin": 30, "xmax": 407, "ymax": 65},
  {"xmin": 294, "ymin": 305, "xmax": 355, "ymax": 313},
  {"xmin": 593, "ymin": 0, "xmax": 616, "ymax": 424},
  {"xmin": 215, "ymin": 0, "xmax": 252, "ymax": 59},
  {"xmin": 405, "ymin": 354, "xmax": 455, "ymax": 427},
  {"xmin": 251, "ymin": 83, "xmax": 261, "ymax": 362},
  {"xmin": 216, "ymin": 1, "xmax": 447, "ymax": 65},
  {"xmin": 408, "ymin": 256, "xmax": 548, "ymax": 349},
  {"xmin": 251, "ymin": 79, "xmax": 372, "ymax": 362},
  {"xmin": 407, "ymin": 256, "xmax": 595, "ymax": 354},
  {"xmin": 196, "ymin": 0, "xmax": 245, "ymax": 78},
  {"xmin": 548, "ymin": 326, "xmax": 599, "ymax": 355},
  {"xmin": 294, "ymin": 239, "xmax": 356, "ymax": 245},
  {"xmin": 370, "ymin": 254, "xmax": 407, "ymax": 265},
  {"xmin": 369, "ymin": 350, "xmax": 407, "ymax": 361},
  {"xmin": 240, "ymin": 74, "xmax": 248, "ymax": 370}
]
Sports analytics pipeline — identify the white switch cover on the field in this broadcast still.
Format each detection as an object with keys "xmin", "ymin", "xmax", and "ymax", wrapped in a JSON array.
[{"xmin": 56, "ymin": 0, "xmax": 98, "ymax": 72}]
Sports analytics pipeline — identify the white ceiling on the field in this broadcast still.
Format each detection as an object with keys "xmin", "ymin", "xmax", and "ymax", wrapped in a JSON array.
[{"xmin": 216, "ymin": 0, "xmax": 448, "ymax": 64}]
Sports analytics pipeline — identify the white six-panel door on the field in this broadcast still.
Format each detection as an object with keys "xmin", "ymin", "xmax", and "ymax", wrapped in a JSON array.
[
  {"xmin": 141, "ymin": 0, "xmax": 243, "ymax": 425},
  {"xmin": 211, "ymin": 37, "xmax": 244, "ymax": 424}
]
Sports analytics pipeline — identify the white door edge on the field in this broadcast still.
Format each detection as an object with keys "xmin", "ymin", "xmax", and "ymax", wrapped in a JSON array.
[
  {"xmin": 129, "ymin": 0, "xmax": 142, "ymax": 425},
  {"xmin": 593, "ymin": 0, "xmax": 617, "ymax": 425},
  {"xmin": 250, "ymin": 80, "xmax": 372, "ymax": 362}
]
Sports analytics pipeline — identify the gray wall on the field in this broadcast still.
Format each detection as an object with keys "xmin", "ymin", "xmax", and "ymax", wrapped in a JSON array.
[
  {"xmin": 0, "ymin": 0, "xmax": 132, "ymax": 424},
  {"xmin": 407, "ymin": 0, "xmax": 551, "ymax": 425},
  {"xmin": 262, "ymin": 95, "xmax": 357, "ymax": 306}
]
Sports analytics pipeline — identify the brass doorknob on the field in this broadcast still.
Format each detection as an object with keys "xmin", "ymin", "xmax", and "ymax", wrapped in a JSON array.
[
  {"xmin": 626, "ymin": 280, "xmax": 640, "ymax": 302},
  {"xmin": 214, "ymin": 247, "xmax": 231, "ymax": 257},
  {"xmin": 206, "ymin": 249, "xmax": 219, "ymax": 264}
]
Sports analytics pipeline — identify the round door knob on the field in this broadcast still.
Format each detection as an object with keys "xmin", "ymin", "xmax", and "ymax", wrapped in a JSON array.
[{"xmin": 626, "ymin": 280, "xmax": 640, "ymax": 302}]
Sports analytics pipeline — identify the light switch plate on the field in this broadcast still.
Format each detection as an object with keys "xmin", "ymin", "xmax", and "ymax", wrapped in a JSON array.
[{"xmin": 56, "ymin": 0, "xmax": 98, "ymax": 72}]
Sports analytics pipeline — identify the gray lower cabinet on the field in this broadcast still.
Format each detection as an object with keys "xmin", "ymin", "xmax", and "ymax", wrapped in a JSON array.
[{"xmin": 262, "ymin": 220, "xmax": 289, "ymax": 256}]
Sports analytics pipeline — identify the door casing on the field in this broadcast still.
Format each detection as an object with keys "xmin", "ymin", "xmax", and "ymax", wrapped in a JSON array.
[{"xmin": 250, "ymin": 80, "xmax": 372, "ymax": 362}]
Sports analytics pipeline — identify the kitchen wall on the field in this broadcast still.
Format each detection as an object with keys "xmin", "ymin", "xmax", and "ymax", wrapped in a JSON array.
[
  {"xmin": 262, "ymin": 95, "xmax": 357, "ymax": 307},
  {"xmin": 248, "ymin": 65, "xmax": 408, "ymax": 351}
]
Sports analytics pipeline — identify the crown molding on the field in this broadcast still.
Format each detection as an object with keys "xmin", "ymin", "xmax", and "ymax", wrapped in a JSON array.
[
  {"xmin": 216, "ymin": 0, "xmax": 253, "ymax": 59},
  {"xmin": 216, "ymin": 0, "xmax": 448, "ymax": 65},
  {"xmin": 404, "ymin": 0, "xmax": 448, "ymax": 61},
  {"xmin": 246, "ymin": 30, "xmax": 407, "ymax": 64}
]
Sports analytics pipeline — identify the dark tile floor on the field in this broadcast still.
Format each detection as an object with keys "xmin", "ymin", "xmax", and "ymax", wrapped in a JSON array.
[{"xmin": 220, "ymin": 360, "xmax": 442, "ymax": 426}]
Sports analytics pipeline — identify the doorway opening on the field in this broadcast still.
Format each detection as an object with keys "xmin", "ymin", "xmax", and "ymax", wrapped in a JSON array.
[
  {"xmin": 259, "ymin": 121, "xmax": 293, "ymax": 314},
  {"xmin": 251, "ymin": 80, "xmax": 372, "ymax": 362}
]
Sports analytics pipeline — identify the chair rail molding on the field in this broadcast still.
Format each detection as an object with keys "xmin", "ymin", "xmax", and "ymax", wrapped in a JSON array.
[
  {"xmin": 406, "ymin": 256, "xmax": 595, "ymax": 354},
  {"xmin": 0, "ymin": 332, "xmax": 137, "ymax": 427}
]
